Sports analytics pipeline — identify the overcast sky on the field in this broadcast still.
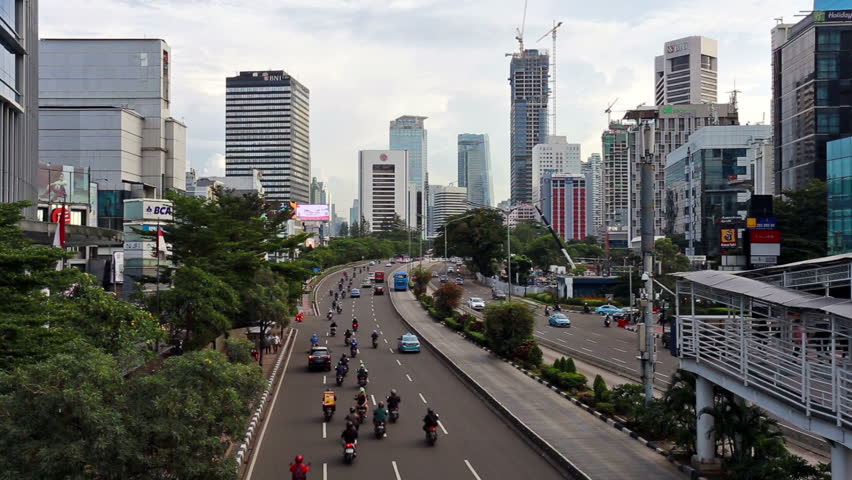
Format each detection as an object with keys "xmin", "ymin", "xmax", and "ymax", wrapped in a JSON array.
[{"xmin": 42, "ymin": 0, "xmax": 814, "ymax": 214}]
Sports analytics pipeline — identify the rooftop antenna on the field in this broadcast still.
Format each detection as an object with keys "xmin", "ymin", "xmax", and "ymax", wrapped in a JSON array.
[
  {"xmin": 728, "ymin": 81, "xmax": 741, "ymax": 112},
  {"xmin": 537, "ymin": 20, "xmax": 564, "ymax": 136}
]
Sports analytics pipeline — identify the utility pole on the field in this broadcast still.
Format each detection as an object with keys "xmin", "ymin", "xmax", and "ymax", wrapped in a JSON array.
[{"xmin": 640, "ymin": 160, "xmax": 656, "ymax": 405}]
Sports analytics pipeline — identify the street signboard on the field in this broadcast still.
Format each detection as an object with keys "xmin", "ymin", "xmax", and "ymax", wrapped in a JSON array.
[
  {"xmin": 751, "ymin": 255, "xmax": 778, "ymax": 266},
  {"xmin": 750, "ymin": 230, "xmax": 782, "ymax": 243},
  {"xmin": 747, "ymin": 217, "xmax": 777, "ymax": 230},
  {"xmin": 720, "ymin": 228, "xmax": 738, "ymax": 247}
]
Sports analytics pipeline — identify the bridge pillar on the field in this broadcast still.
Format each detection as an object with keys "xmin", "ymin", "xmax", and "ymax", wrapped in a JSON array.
[
  {"xmin": 692, "ymin": 376, "xmax": 721, "ymax": 472},
  {"xmin": 831, "ymin": 440, "xmax": 852, "ymax": 480}
]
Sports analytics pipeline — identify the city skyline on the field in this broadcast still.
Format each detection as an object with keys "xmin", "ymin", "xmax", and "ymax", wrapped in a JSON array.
[{"xmin": 39, "ymin": 0, "xmax": 814, "ymax": 212}]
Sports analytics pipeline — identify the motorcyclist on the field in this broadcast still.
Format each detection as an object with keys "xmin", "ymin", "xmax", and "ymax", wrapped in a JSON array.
[
  {"xmin": 422, "ymin": 408, "xmax": 439, "ymax": 432},
  {"xmin": 373, "ymin": 401, "xmax": 389, "ymax": 431},
  {"xmin": 289, "ymin": 455, "xmax": 311, "ymax": 480},
  {"xmin": 330, "ymin": 321, "xmax": 338, "ymax": 335},
  {"xmin": 345, "ymin": 407, "xmax": 361, "ymax": 428},
  {"xmin": 344, "ymin": 329, "xmax": 353, "ymax": 344},
  {"xmin": 357, "ymin": 361, "xmax": 368, "ymax": 380},
  {"xmin": 605, "ymin": 314, "xmax": 613, "ymax": 326},
  {"xmin": 352, "ymin": 317, "xmax": 359, "ymax": 332},
  {"xmin": 583, "ymin": 302, "xmax": 591, "ymax": 314},
  {"xmin": 338, "ymin": 353, "xmax": 349, "ymax": 370},
  {"xmin": 322, "ymin": 388, "xmax": 337, "ymax": 414},
  {"xmin": 310, "ymin": 333, "xmax": 319, "ymax": 346},
  {"xmin": 335, "ymin": 361, "xmax": 347, "ymax": 377},
  {"xmin": 355, "ymin": 387, "xmax": 368, "ymax": 409},
  {"xmin": 350, "ymin": 337, "xmax": 359, "ymax": 355},
  {"xmin": 327, "ymin": 310, "xmax": 334, "ymax": 321},
  {"xmin": 336, "ymin": 305, "xmax": 342, "ymax": 314},
  {"xmin": 332, "ymin": 299, "xmax": 338, "ymax": 310},
  {"xmin": 341, "ymin": 422, "xmax": 359, "ymax": 452},
  {"xmin": 386, "ymin": 389, "xmax": 401, "ymax": 410},
  {"xmin": 371, "ymin": 330, "xmax": 379, "ymax": 344},
  {"xmin": 329, "ymin": 289, "xmax": 334, "ymax": 297}
]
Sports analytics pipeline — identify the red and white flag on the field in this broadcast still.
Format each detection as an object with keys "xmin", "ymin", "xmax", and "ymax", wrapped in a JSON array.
[
  {"xmin": 156, "ymin": 226, "xmax": 168, "ymax": 260},
  {"xmin": 52, "ymin": 213, "xmax": 66, "ymax": 270}
]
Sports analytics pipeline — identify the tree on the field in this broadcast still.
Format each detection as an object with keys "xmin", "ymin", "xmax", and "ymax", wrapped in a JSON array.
[
  {"xmin": 432, "ymin": 281, "xmax": 463, "ymax": 316},
  {"xmin": 338, "ymin": 222, "xmax": 349, "ymax": 237},
  {"xmin": 509, "ymin": 254, "xmax": 533, "ymax": 285},
  {"xmin": 242, "ymin": 268, "xmax": 291, "ymax": 364},
  {"xmin": 437, "ymin": 209, "xmax": 506, "ymax": 276},
  {"xmin": 655, "ymin": 238, "xmax": 690, "ymax": 274},
  {"xmin": 410, "ymin": 265, "xmax": 432, "ymax": 297},
  {"xmin": 777, "ymin": 179, "xmax": 827, "ymax": 263},
  {"xmin": 526, "ymin": 235, "xmax": 563, "ymax": 270},
  {"xmin": 350, "ymin": 220, "xmax": 361, "ymax": 238},
  {"xmin": 483, "ymin": 301, "xmax": 535, "ymax": 357}
]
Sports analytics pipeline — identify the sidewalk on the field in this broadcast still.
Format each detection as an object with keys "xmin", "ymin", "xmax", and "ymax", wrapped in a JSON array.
[{"xmin": 390, "ymin": 289, "xmax": 685, "ymax": 480}]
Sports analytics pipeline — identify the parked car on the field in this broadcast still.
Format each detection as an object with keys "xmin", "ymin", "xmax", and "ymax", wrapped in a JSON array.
[
  {"xmin": 361, "ymin": 280, "xmax": 372, "ymax": 288},
  {"xmin": 491, "ymin": 289, "xmax": 508, "ymax": 300},
  {"xmin": 594, "ymin": 304, "xmax": 622, "ymax": 315},
  {"xmin": 350, "ymin": 288, "xmax": 361, "ymax": 298},
  {"xmin": 374, "ymin": 286, "xmax": 385, "ymax": 295},
  {"xmin": 308, "ymin": 346, "xmax": 332, "ymax": 371},
  {"xmin": 369, "ymin": 261, "xmax": 376, "ymax": 266},
  {"xmin": 468, "ymin": 297, "xmax": 486, "ymax": 310},
  {"xmin": 398, "ymin": 333, "xmax": 421, "ymax": 353},
  {"xmin": 431, "ymin": 272, "xmax": 439, "ymax": 278},
  {"xmin": 548, "ymin": 312, "xmax": 571, "ymax": 327}
]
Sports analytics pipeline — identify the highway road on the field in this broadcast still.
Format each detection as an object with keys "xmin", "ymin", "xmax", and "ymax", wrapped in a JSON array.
[
  {"xmin": 247, "ymin": 264, "xmax": 567, "ymax": 480},
  {"xmin": 430, "ymin": 263, "xmax": 678, "ymax": 385}
]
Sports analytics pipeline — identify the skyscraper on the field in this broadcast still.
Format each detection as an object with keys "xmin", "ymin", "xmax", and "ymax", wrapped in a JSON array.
[
  {"xmin": 389, "ymin": 115, "xmax": 427, "ymax": 233},
  {"xmin": 225, "ymin": 70, "xmax": 310, "ymax": 204},
  {"xmin": 427, "ymin": 185, "xmax": 469, "ymax": 237},
  {"xmin": 358, "ymin": 150, "xmax": 408, "ymax": 232},
  {"xmin": 457, "ymin": 134, "xmax": 493, "ymax": 207},
  {"xmin": 0, "ymin": 0, "xmax": 38, "ymax": 214},
  {"xmin": 540, "ymin": 173, "xmax": 589, "ymax": 241},
  {"xmin": 601, "ymin": 122, "xmax": 631, "ymax": 232},
  {"xmin": 509, "ymin": 50, "xmax": 550, "ymax": 204},
  {"xmin": 582, "ymin": 153, "xmax": 603, "ymax": 238},
  {"xmin": 531, "ymin": 136, "xmax": 581, "ymax": 200},
  {"xmin": 654, "ymin": 36, "xmax": 718, "ymax": 105}
]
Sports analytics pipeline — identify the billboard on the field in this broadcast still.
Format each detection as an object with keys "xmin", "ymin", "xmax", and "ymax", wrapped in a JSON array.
[
  {"xmin": 296, "ymin": 204, "xmax": 330, "ymax": 221},
  {"xmin": 720, "ymin": 228, "xmax": 738, "ymax": 248},
  {"xmin": 37, "ymin": 163, "xmax": 90, "ymax": 205},
  {"xmin": 750, "ymin": 230, "xmax": 782, "ymax": 243}
]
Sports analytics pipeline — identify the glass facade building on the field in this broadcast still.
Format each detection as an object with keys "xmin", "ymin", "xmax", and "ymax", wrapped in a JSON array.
[
  {"xmin": 509, "ymin": 50, "xmax": 549, "ymax": 204},
  {"xmin": 457, "ymin": 133, "xmax": 492, "ymax": 207},
  {"xmin": 389, "ymin": 115, "xmax": 427, "ymax": 234},
  {"xmin": 828, "ymin": 136, "xmax": 852, "ymax": 254},
  {"xmin": 225, "ymin": 70, "xmax": 310, "ymax": 204}
]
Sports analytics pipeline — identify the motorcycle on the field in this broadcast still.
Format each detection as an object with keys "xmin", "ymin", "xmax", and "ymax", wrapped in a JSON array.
[
  {"xmin": 357, "ymin": 404, "xmax": 368, "ymax": 420},
  {"xmin": 389, "ymin": 406, "xmax": 399, "ymax": 423},
  {"xmin": 337, "ymin": 305, "xmax": 343, "ymax": 314},
  {"xmin": 336, "ymin": 372, "xmax": 344, "ymax": 386},
  {"xmin": 327, "ymin": 312, "xmax": 334, "ymax": 321},
  {"xmin": 357, "ymin": 373, "xmax": 367, "ymax": 387},
  {"xmin": 343, "ymin": 442, "xmax": 356, "ymax": 464},
  {"xmin": 352, "ymin": 323, "xmax": 359, "ymax": 333},
  {"xmin": 604, "ymin": 316, "xmax": 612, "ymax": 328},
  {"xmin": 351, "ymin": 344, "xmax": 359, "ymax": 358},
  {"xmin": 323, "ymin": 405, "xmax": 334, "ymax": 422},
  {"xmin": 330, "ymin": 326, "xmax": 337, "ymax": 336},
  {"xmin": 372, "ymin": 337, "xmax": 379, "ymax": 348},
  {"xmin": 345, "ymin": 336, "xmax": 352, "ymax": 346},
  {"xmin": 374, "ymin": 421, "xmax": 386, "ymax": 439},
  {"xmin": 426, "ymin": 426, "xmax": 438, "ymax": 445}
]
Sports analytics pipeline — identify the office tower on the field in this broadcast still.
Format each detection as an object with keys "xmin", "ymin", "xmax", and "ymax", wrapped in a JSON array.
[
  {"xmin": 225, "ymin": 70, "xmax": 310, "ymax": 204},
  {"xmin": 390, "ymin": 115, "xmax": 427, "ymax": 234},
  {"xmin": 772, "ymin": 10, "xmax": 852, "ymax": 193},
  {"xmin": 349, "ymin": 199, "xmax": 360, "ymax": 227},
  {"xmin": 39, "ymin": 39, "xmax": 186, "ymax": 229},
  {"xmin": 665, "ymin": 125, "xmax": 771, "ymax": 256},
  {"xmin": 654, "ymin": 36, "xmax": 718, "ymax": 105},
  {"xmin": 427, "ymin": 185, "xmax": 468, "ymax": 237},
  {"xmin": 531, "ymin": 136, "xmax": 581, "ymax": 200},
  {"xmin": 358, "ymin": 150, "xmax": 408, "ymax": 232},
  {"xmin": 0, "ymin": 0, "xmax": 37, "ymax": 213},
  {"xmin": 457, "ymin": 133, "xmax": 493, "ymax": 207},
  {"xmin": 509, "ymin": 49, "xmax": 550, "ymax": 204},
  {"xmin": 582, "ymin": 153, "xmax": 603, "ymax": 238},
  {"xmin": 601, "ymin": 122, "xmax": 631, "ymax": 233},
  {"xmin": 540, "ymin": 173, "xmax": 589, "ymax": 241},
  {"xmin": 828, "ymin": 137, "xmax": 852, "ymax": 255}
]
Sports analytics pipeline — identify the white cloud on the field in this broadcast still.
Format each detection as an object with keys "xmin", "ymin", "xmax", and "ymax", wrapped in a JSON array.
[{"xmin": 41, "ymin": 0, "xmax": 813, "ymax": 209}]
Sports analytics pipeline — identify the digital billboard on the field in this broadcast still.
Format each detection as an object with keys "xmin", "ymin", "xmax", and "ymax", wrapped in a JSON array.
[{"xmin": 296, "ymin": 204, "xmax": 330, "ymax": 221}]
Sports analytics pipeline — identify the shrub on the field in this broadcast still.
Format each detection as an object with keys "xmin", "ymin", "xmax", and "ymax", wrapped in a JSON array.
[
  {"xmin": 593, "ymin": 374, "xmax": 609, "ymax": 402},
  {"xmin": 419, "ymin": 295, "xmax": 434, "ymax": 309},
  {"xmin": 511, "ymin": 339, "xmax": 543, "ymax": 368},
  {"xmin": 610, "ymin": 384, "xmax": 645, "ymax": 419},
  {"xmin": 595, "ymin": 402, "xmax": 615, "ymax": 416},
  {"xmin": 465, "ymin": 330, "xmax": 487, "ymax": 347},
  {"xmin": 444, "ymin": 317, "xmax": 462, "ymax": 331},
  {"xmin": 484, "ymin": 301, "xmax": 535, "ymax": 356},
  {"xmin": 433, "ymin": 282, "xmax": 463, "ymax": 316},
  {"xmin": 225, "ymin": 338, "xmax": 254, "ymax": 365},
  {"xmin": 576, "ymin": 391, "xmax": 596, "ymax": 405},
  {"xmin": 563, "ymin": 357, "xmax": 577, "ymax": 373},
  {"xmin": 427, "ymin": 308, "xmax": 440, "ymax": 320},
  {"xmin": 467, "ymin": 319, "xmax": 485, "ymax": 332},
  {"xmin": 541, "ymin": 366, "xmax": 587, "ymax": 391}
]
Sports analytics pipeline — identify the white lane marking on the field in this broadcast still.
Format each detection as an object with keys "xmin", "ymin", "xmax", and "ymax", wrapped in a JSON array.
[
  {"xmin": 323, "ymin": 463, "xmax": 327, "ymax": 480},
  {"xmin": 392, "ymin": 461, "xmax": 402, "ymax": 480},
  {"xmin": 371, "ymin": 394, "xmax": 377, "ymax": 406},
  {"xmin": 406, "ymin": 374, "xmax": 413, "ymax": 382},
  {"xmin": 322, "ymin": 422, "xmax": 326, "ymax": 438},
  {"xmin": 612, "ymin": 357, "xmax": 627, "ymax": 364},
  {"xmin": 323, "ymin": 375, "xmax": 326, "ymax": 385},
  {"xmin": 384, "ymin": 338, "xmax": 388, "ymax": 344},
  {"xmin": 396, "ymin": 359, "xmax": 402, "ymax": 366},
  {"xmin": 418, "ymin": 393, "xmax": 427, "ymax": 404},
  {"xmin": 617, "ymin": 339, "xmax": 630, "ymax": 345},
  {"xmin": 585, "ymin": 338, "xmax": 598, "ymax": 344},
  {"xmin": 438, "ymin": 420, "xmax": 448, "ymax": 435},
  {"xmin": 535, "ymin": 330, "xmax": 547, "ymax": 335},
  {"xmin": 245, "ymin": 330, "xmax": 297, "ymax": 479},
  {"xmin": 589, "ymin": 332, "xmax": 603, "ymax": 337},
  {"xmin": 581, "ymin": 347, "xmax": 594, "ymax": 353},
  {"xmin": 464, "ymin": 460, "xmax": 482, "ymax": 480},
  {"xmin": 556, "ymin": 338, "xmax": 568, "ymax": 344},
  {"xmin": 656, "ymin": 372, "xmax": 670, "ymax": 378},
  {"xmin": 389, "ymin": 347, "xmax": 395, "ymax": 353},
  {"xmin": 563, "ymin": 331, "xmax": 574, "ymax": 336},
  {"xmin": 613, "ymin": 347, "xmax": 628, "ymax": 353}
]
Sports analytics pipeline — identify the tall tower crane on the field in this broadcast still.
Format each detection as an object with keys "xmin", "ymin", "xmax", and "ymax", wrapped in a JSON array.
[
  {"xmin": 515, "ymin": 0, "xmax": 528, "ymax": 55},
  {"xmin": 604, "ymin": 98, "xmax": 620, "ymax": 125},
  {"xmin": 537, "ymin": 20, "xmax": 563, "ymax": 136}
]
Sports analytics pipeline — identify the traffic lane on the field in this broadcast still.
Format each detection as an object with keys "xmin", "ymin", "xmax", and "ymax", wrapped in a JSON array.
[{"xmin": 250, "ymin": 267, "xmax": 563, "ymax": 480}]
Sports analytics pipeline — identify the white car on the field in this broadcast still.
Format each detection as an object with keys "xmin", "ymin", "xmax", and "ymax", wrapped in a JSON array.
[
  {"xmin": 385, "ymin": 263, "xmax": 393, "ymax": 267},
  {"xmin": 468, "ymin": 297, "xmax": 486, "ymax": 310}
]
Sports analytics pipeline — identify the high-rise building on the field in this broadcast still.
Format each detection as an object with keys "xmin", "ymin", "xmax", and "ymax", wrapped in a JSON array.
[
  {"xmin": 390, "ymin": 115, "xmax": 427, "ymax": 234},
  {"xmin": 509, "ymin": 49, "xmax": 550, "ymax": 204},
  {"xmin": 582, "ymin": 153, "xmax": 603, "ymax": 238},
  {"xmin": 601, "ymin": 122, "xmax": 631, "ymax": 233},
  {"xmin": 40, "ymin": 39, "xmax": 186, "ymax": 230},
  {"xmin": 532, "ymin": 136, "xmax": 581, "ymax": 201},
  {"xmin": 349, "ymin": 199, "xmax": 360, "ymax": 227},
  {"xmin": 0, "ymin": 0, "xmax": 38, "ymax": 214},
  {"xmin": 457, "ymin": 133, "xmax": 493, "ymax": 207},
  {"xmin": 828, "ymin": 136, "xmax": 852, "ymax": 255},
  {"xmin": 654, "ymin": 36, "xmax": 718, "ymax": 105},
  {"xmin": 427, "ymin": 185, "xmax": 468, "ymax": 237},
  {"xmin": 540, "ymin": 173, "xmax": 589, "ymax": 241},
  {"xmin": 772, "ymin": 11, "xmax": 852, "ymax": 193},
  {"xmin": 358, "ymin": 150, "xmax": 408, "ymax": 232},
  {"xmin": 665, "ymin": 125, "xmax": 772, "ymax": 256},
  {"xmin": 225, "ymin": 70, "xmax": 310, "ymax": 204}
]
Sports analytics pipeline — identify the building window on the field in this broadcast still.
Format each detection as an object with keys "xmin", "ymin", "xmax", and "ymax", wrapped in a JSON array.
[
  {"xmin": 817, "ymin": 109, "xmax": 841, "ymax": 134},
  {"xmin": 670, "ymin": 55, "xmax": 690, "ymax": 72},
  {"xmin": 818, "ymin": 29, "xmax": 841, "ymax": 51},
  {"xmin": 817, "ymin": 54, "xmax": 839, "ymax": 79}
]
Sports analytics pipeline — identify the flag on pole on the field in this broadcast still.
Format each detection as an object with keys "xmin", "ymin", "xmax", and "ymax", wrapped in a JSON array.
[
  {"xmin": 52, "ymin": 212, "xmax": 66, "ymax": 271},
  {"xmin": 156, "ymin": 226, "xmax": 168, "ymax": 260}
]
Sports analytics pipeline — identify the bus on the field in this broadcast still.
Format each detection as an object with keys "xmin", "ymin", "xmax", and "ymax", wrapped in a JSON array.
[
  {"xmin": 393, "ymin": 272, "xmax": 409, "ymax": 291},
  {"xmin": 374, "ymin": 271, "xmax": 385, "ymax": 283}
]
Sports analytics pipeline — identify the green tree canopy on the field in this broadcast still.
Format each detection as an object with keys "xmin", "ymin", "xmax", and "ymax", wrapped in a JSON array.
[
  {"xmin": 483, "ymin": 301, "xmax": 535, "ymax": 356},
  {"xmin": 433, "ymin": 281, "xmax": 463, "ymax": 316},
  {"xmin": 777, "ymin": 179, "xmax": 827, "ymax": 263},
  {"xmin": 655, "ymin": 238, "xmax": 690, "ymax": 274},
  {"xmin": 436, "ymin": 208, "xmax": 505, "ymax": 276}
]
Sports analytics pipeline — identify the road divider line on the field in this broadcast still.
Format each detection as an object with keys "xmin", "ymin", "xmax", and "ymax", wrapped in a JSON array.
[
  {"xmin": 418, "ymin": 393, "xmax": 427, "ymax": 404},
  {"xmin": 384, "ymin": 338, "xmax": 388, "ymax": 344},
  {"xmin": 581, "ymin": 347, "xmax": 594, "ymax": 353},
  {"xmin": 322, "ymin": 422, "xmax": 326, "ymax": 439},
  {"xmin": 564, "ymin": 331, "xmax": 574, "ymax": 336},
  {"xmin": 464, "ymin": 460, "xmax": 482, "ymax": 480},
  {"xmin": 371, "ymin": 394, "xmax": 377, "ymax": 406},
  {"xmin": 611, "ymin": 357, "xmax": 627, "ymax": 364},
  {"xmin": 438, "ymin": 420, "xmax": 448, "ymax": 435},
  {"xmin": 396, "ymin": 359, "xmax": 402, "ymax": 366},
  {"xmin": 535, "ymin": 330, "xmax": 547, "ymax": 335},
  {"xmin": 323, "ymin": 463, "xmax": 327, "ymax": 480},
  {"xmin": 323, "ymin": 375, "xmax": 326, "ymax": 385},
  {"xmin": 389, "ymin": 347, "xmax": 395, "ymax": 353},
  {"xmin": 585, "ymin": 338, "xmax": 598, "ymax": 344},
  {"xmin": 406, "ymin": 374, "xmax": 413, "ymax": 382},
  {"xmin": 556, "ymin": 338, "xmax": 568, "ymax": 344},
  {"xmin": 656, "ymin": 372, "xmax": 670, "ymax": 378},
  {"xmin": 589, "ymin": 332, "xmax": 603, "ymax": 337},
  {"xmin": 613, "ymin": 347, "xmax": 627, "ymax": 353},
  {"xmin": 392, "ymin": 460, "xmax": 402, "ymax": 480}
]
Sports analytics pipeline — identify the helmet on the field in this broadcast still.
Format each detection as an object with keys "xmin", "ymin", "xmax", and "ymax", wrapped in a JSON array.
[
  {"xmin": 390, "ymin": 389, "xmax": 397, "ymax": 396},
  {"xmin": 378, "ymin": 401, "xmax": 385, "ymax": 408},
  {"xmin": 341, "ymin": 353, "xmax": 347, "ymax": 358},
  {"xmin": 294, "ymin": 455, "xmax": 304, "ymax": 463},
  {"xmin": 346, "ymin": 421, "xmax": 353, "ymax": 428},
  {"xmin": 350, "ymin": 407, "xmax": 356, "ymax": 413},
  {"xmin": 359, "ymin": 387, "xmax": 366, "ymax": 393},
  {"xmin": 427, "ymin": 408, "xmax": 434, "ymax": 415}
]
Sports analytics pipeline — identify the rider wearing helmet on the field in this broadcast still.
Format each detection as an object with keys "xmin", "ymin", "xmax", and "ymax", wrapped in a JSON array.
[
  {"xmin": 341, "ymin": 421, "xmax": 359, "ymax": 450},
  {"xmin": 289, "ymin": 455, "xmax": 310, "ymax": 480},
  {"xmin": 386, "ymin": 389, "xmax": 401, "ymax": 410},
  {"xmin": 357, "ymin": 360, "xmax": 368, "ymax": 378},
  {"xmin": 345, "ymin": 407, "xmax": 361, "ymax": 428},
  {"xmin": 310, "ymin": 332, "xmax": 319, "ymax": 346},
  {"xmin": 373, "ymin": 401, "xmax": 389, "ymax": 426},
  {"xmin": 422, "ymin": 408, "xmax": 439, "ymax": 432},
  {"xmin": 371, "ymin": 330, "xmax": 379, "ymax": 341},
  {"xmin": 322, "ymin": 388, "xmax": 336, "ymax": 413},
  {"xmin": 355, "ymin": 387, "xmax": 368, "ymax": 409}
]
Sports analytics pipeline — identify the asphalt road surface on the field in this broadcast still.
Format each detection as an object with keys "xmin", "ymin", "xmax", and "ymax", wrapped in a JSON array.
[
  {"xmin": 431, "ymin": 263, "xmax": 678, "ymax": 384},
  {"xmin": 247, "ymin": 264, "xmax": 566, "ymax": 480}
]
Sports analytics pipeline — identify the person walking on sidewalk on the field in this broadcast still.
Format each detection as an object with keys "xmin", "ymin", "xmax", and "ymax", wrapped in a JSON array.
[{"xmin": 273, "ymin": 334, "xmax": 281, "ymax": 353}]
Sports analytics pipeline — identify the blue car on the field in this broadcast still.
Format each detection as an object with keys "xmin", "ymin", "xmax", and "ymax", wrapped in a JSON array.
[
  {"xmin": 548, "ymin": 312, "xmax": 571, "ymax": 327},
  {"xmin": 350, "ymin": 288, "xmax": 361, "ymax": 298},
  {"xmin": 594, "ymin": 304, "xmax": 622, "ymax": 315},
  {"xmin": 397, "ymin": 333, "xmax": 421, "ymax": 353}
]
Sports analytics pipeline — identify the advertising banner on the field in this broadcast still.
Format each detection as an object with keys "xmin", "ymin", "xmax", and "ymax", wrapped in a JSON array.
[
  {"xmin": 750, "ymin": 230, "xmax": 782, "ymax": 243},
  {"xmin": 720, "ymin": 228, "xmax": 738, "ymax": 248},
  {"xmin": 37, "ymin": 163, "xmax": 90, "ymax": 205},
  {"xmin": 112, "ymin": 251, "xmax": 125, "ymax": 284},
  {"xmin": 296, "ymin": 204, "xmax": 330, "ymax": 221},
  {"xmin": 747, "ymin": 217, "xmax": 777, "ymax": 230}
]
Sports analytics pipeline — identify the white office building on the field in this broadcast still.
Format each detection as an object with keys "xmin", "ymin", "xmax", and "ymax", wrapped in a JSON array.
[
  {"xmin": 654, "ymin": 36, "xmax": 718, "ymax": 105},
  {"xmin": 582, "ymin": 153, "xmax": 603, "ymax": 238},
  {"xmin": 532, "ymin": 136, "xmax": 581, "ymax": 202},
  {"xmin": 358, "ymin": 150, "xmax": 408, "ymax": 232},
  {"xmin": 427, "ymin": 185, "xmax": 468, "ymax": 237}
]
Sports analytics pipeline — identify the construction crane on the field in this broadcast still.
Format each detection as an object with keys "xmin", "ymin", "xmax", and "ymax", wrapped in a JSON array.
[
  {"xmin": 515, "ymin": 0, "xmax": 529, "ymax": 54},
  {"xmin": 537, "ymin": 20, "xmax": 564, "ymax": 136},
  {"xmin": 534, "ymin": 205, "xmax": 577, "ymax": 270},
  {"xmin": 604, "ymin": 98, "xmax": 619, "ymax": 125}
]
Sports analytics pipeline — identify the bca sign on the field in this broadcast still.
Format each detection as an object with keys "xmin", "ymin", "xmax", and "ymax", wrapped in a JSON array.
[{"xmin": 142, "ymin": 201, "xmax": 174, "ymax": 221}]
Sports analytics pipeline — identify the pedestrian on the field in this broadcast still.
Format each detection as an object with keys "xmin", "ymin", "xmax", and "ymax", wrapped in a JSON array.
[
  {"xmin": 264, "ymin": 335, "xmax": 273, "ymax": 354},
  {"xmin": 251, "ymin": 348, "xmax": 259, "ymax": 362},
  {"xmin": 273, "ymin": 334, "xmax": 281, "ymax": 353}
]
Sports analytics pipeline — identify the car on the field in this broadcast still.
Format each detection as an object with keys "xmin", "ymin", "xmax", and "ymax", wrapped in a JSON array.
[
  {"xmin": 595, "ymin": 304, "xmax": 622, "ymax": 315},
  {"xmin": 308, "ymin": 346, "xmax": 333, "ymax": 371},
  {"xmin": 439, "ymin": 275, "xmax": 448, "ymax": 283},
  {"xmin": 548, "ymin": 312, "xmax": 571, "ymax": 327},
  {"xmin": 374, "ymin": 286, "xmax": 385, "ymax": 295},
  {"xmin": 455, "ymin": 277, "xmax": 464, "ymax": 286},
  {"xmin": 350, "ymin": 288, "xmax": 361, "ymax": 298},
  {"xmin": 491, "ymin": 289, "xmax": 507, "ymax": 300},
  {"xmin": 369, "ymin": 261, "xmax": 376, "ymax": 266},
  {"xmin": 468, "ymin": 297, "xmax": 485, "ymax": 310},
  {"xmin": 447, "ymin": 266, "xmax": 455, "ymax": 274},
  {"xmin": 398, "ymin": 333, "xmax": 421, "ymax": 353},
  {"xmin": 361, "ymin": 280, "xmax": 372, "ymax": 288},
  {"xmin": 431, "ymin": 272, "xmax": 439, "ymax": 278},
  {"xmin": 385, "ymin": 263, "xmax": 393, "ymax": 267}
]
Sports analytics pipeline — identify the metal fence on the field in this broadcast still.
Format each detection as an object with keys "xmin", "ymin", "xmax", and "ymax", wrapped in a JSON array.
[{"xmin": 755, "ymin": 264, "xmax": 852, "ymax": 290}]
